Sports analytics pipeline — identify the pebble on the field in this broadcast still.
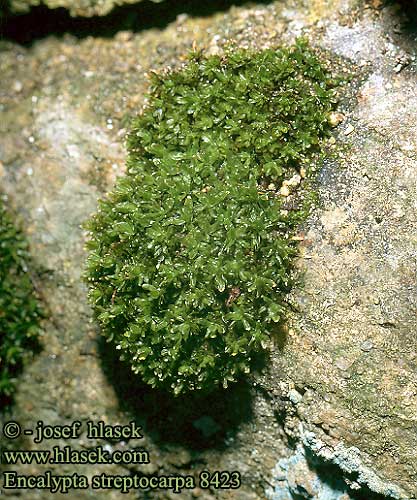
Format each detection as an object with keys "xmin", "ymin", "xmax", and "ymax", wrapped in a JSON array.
[
  {"xmin": 335, "ymin": 358, "xmax": 353, "ymax": 371},
  {"xmin": 176, "ymin": 13, "xmax": 189, "ymax": 24},
  {"xmin": 115, "ymin": 31, "xmax": 133, "ymax": 43},
  {"xmin": 361, "ymin": 340, "xmax": 374, "ymax": 352},
  {"xmin": 344, "ymin": 124, "xmax": 355, "ymax": 136},
  {"xmin": 328, "ymin": 112, "xmax": 345, "ymax": 127},
  {"xmin": 280, "ymin": 184, "xmax": 290, "ymax": 197},
  {"xmin": 287, "ymin": 174, "xmax": 301, "ymax": 187},
  {"xmin": 288, "ymin": 389, "xmax": 303, "ymax": 404},
  {"xmin": 13, "ymin": 81, "xmax": 23, "ymax": 93}
]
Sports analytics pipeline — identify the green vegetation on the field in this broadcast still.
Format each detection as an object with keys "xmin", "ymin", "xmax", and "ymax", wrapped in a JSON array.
[
  {"xmin": 0, "ymin": 200, "xmax": 42, "ymax": 406},
  {"xmin": 85, "ymin": 40, "xmax": 337, "ymax": 395}
]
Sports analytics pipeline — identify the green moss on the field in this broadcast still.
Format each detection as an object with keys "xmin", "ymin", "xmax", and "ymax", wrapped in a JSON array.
[
  {"xmin": 0, "ymin": 199, "xmax": 42, "ymax": 407},
  {"xmin": 85, "ymin": 40, "xmax": 338, "ymax": 395}
]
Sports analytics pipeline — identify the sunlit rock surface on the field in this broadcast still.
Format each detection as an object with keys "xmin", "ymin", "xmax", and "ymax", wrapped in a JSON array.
[{"xmin": 7, "ymin": 0, "xmax": 160, "ymax": 18}]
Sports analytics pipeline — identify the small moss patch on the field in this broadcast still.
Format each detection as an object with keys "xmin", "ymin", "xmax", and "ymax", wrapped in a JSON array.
[
  {"xmin": 85, "ymin": 40, "xmax": 338, "ymax": 395},
  {"xmin": 0, "ymin": 200, "xmax": 42, "ymax": 407}
]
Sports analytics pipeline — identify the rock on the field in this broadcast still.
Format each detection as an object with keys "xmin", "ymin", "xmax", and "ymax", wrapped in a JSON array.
[
  {"xmin": 360, "ymin": 340, "xmax": 374, "ymax": 352},
  {"xmin": 267, "ymin": 442, "xmax": 353, "ymax": 500},
  {"xmin": 192, "ymin": 416, "xmax": 221, "ymax": 438},
  {"xmin": 328, "ymin": 111, "xmax": 345, "ymax": 127},
  {"xmin": 344, "ymin": 123, "xmax": 355, "ymax": 135},
  {"xmin": 287, "ymin": 174, "xmax": 302, "ymax": 187},
  {"xmin": 280, "ymin": 184, "xmax": 290, "ymax": 197},
  {"xmin": 7, "ymin": 0, "xmax": 161, "ymax": 17},
  {"xmin": 288, "ymin": 389, "xmax": 303, "ymax": 405}
]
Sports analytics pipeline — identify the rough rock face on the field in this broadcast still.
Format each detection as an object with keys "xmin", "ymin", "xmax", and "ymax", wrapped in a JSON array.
[
  {"xmin": 0, "ymin": 0, "xmax": 416, "ymax": 499},
  {"xmin": 273, "ymin": 7, "xmax": 417, "ymax": 497},
  {"xmin": 6, "ymin": 0, "xmax": 159, "ymax": 17}
]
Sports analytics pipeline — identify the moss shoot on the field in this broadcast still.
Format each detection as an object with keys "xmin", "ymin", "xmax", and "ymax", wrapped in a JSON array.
[
  {"xmin": 85, "ymin": 40, "xmax": 338, "ymax": 395},
  {"xmin": 0, "ymin": 200, "xmax": 42, "ymax": 407}
]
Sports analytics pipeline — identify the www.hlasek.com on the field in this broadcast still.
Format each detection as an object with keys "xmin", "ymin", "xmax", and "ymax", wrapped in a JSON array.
[{"xmin": 1, "ymin": 445, "xmax": 149, "ymax": 465}]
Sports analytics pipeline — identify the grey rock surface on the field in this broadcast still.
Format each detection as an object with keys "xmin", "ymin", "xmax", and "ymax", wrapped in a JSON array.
[{"xmin": 7, "ymin": 0, "xmax": 160, "ymax": 18}]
